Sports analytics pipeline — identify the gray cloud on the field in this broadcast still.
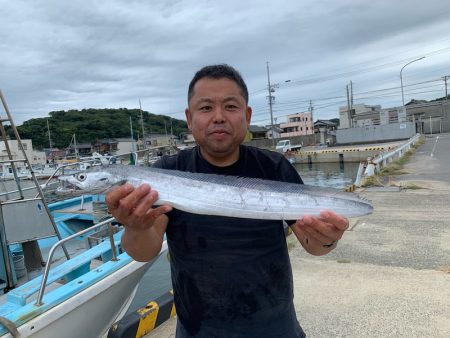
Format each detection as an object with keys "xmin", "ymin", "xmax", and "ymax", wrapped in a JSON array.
[{"xmin": 1, "ymin": 0, "xmax": 449, "ymax": 124}]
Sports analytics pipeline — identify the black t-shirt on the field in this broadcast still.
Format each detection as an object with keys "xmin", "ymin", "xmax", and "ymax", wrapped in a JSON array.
[{"xmin": 153, "ymin": 145, "xmax": 305, "ymax": 338}]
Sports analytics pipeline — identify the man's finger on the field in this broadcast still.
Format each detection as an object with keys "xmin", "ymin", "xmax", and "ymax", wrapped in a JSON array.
[
  {"xmin": 132, "ymin": 190, "xmax": 159, "ymax": 217},
  {"xmin": 106, "ymin": 183, "xmax": 134, "ymax": 210},
  {"xmin": 300, "ymin": 220, "xmax": 334, "ymax": 244},
  {"xmin": 117, "ymin": 184, "xmax": 151, "ymax": 212},
  {"xmin": 320, "ymin": 210, "xmax": 349, "ymax": 230},
  {"xmin": 146, "ymin": 205, "xmax": 173, "ymax": 220}
]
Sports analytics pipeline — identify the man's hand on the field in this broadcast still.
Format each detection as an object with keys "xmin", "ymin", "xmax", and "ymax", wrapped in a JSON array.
[
  {"xmin": 105, "ymin": 183, "xmax": 172, "ymax": 261},
  {"xmin": 290, "ymin": 210, "xmax": 349, "ymax": 256},
  {"xmin": 106, "ymin": 183, "xmax": 172, "ymax": 231}
]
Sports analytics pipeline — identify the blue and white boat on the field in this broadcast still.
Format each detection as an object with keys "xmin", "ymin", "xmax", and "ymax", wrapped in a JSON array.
[{"xmin": 0, "ymin": 188, "xmax": 166, "ymax": 338}]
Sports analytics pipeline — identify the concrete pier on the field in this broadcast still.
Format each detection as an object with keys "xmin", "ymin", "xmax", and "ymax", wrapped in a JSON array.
[
  {"xmin": 292, "ymin": 140, "xmax": 404, "ymax": 164},
  {"xmin": 144, "ymin": 134, "xmax": 450, "ymax": 338}
]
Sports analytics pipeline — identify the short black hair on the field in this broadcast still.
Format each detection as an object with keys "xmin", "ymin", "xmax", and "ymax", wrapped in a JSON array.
[{"xmin": 187, "ymin": 64, "xmax": 249, "ymax": 104}]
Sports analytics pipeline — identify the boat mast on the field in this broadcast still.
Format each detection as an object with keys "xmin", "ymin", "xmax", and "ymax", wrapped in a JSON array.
[
  {"xmin": 47, "ymin": 118, "xmax": 53, "ymax": 149},
  {"xmin": 130, "ymin": 116, "xmax": 135, "ymax": 152},
  {"xmin": 73, "ymin": 134, "xmax": 79, "ymax": 160}
]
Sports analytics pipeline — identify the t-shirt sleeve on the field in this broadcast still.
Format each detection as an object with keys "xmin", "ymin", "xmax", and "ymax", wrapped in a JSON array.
[
  {"xmin": 276, "ymin": 156, "xmax": 304, "ymax": 185},
  {"xmin": 151, "ymin": 159, "xmax": 163, "ymax": 168},
  {"xmin": 152, "ymin": 154, "xmax": 177, "ymax": 170}
]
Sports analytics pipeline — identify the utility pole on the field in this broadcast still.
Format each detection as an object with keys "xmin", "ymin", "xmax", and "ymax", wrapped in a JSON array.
[
  {"xmin": 139, "ymin": 99, "xmax": 145, "ymax": 149},
  {"xmin": 266, "ymin": 62, "xmax": 275, "ymax": 147},
  {"xmin": 350, "ymin": 80, "xmax": 354, "ymax": 107},
  {"xmin": 443, "ymin": 75, "xmax": 449, "ymax": 99},
  {"xmin": 309, "ymin": 100, "xmax": 314, "ymax": 135},
  {"xmin": 346, "ymin": 84, "xmax": 352, "ymax": 128}
]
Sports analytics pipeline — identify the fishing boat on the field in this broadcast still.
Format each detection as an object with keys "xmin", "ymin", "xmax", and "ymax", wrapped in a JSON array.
[
  {"xmin": 0, "ymin": 192, "xmax": 166, "ymax": 337},
  {"xmin": 0, "ymin": 163, "xmax": 167, "ymax": 337},
  {"xmin": 0, "ymin": 91, "xmax": 165, "ymax": 337},
  {"xmin": 0, "ymin": 164, "xmax": 30, "ymax": 181}
]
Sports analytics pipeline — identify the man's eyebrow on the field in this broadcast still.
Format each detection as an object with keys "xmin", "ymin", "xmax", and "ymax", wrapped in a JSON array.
[
  {"xmin": 223, "ymin": 96, "xmax": 240, "ymax": 102},
  {"xmin": 195, "ymin": 98, "xmax": 214, "ymax": 104},
  {"xmin": 194, "ymin": 96, "xmax": 241, "ymax": 104}
]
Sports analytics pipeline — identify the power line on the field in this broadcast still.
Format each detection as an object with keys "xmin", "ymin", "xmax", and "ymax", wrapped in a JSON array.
[
  {"xmin": 249, "ymin": 77, "xmax": 448, "ymax": 126},
  {"xmin": 251, "ymin": 46, "xmax": 450, "ymax": 96}
]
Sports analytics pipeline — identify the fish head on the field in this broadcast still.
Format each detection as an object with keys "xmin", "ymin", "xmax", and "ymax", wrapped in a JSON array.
[{"xmin": 56, "ymin": 170, "xmax": 126, "ymax": 196}]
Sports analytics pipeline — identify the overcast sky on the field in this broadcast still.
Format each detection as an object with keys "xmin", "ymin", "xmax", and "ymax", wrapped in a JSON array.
[{"xmin": 1, "ymin": 0, "xmax": 450, "ymax": 126}]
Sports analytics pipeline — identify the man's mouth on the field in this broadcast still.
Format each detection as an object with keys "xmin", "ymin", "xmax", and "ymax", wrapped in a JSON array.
[{"xmin": 210, "ymin": 129, "xmax": 229, "ymax": 136}]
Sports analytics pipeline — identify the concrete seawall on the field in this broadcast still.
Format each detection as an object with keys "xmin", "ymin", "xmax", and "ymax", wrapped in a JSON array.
[{"xmin": 291, "ymin": 141, "xmax": 403, "ymax": 164}]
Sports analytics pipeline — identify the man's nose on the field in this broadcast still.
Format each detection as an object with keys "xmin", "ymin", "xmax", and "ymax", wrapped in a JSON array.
[{"xmin": 212, "ymin": 107, "xmax": 225, "ymax": 122}]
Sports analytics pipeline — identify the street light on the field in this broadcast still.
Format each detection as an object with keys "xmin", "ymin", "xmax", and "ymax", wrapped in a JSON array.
[{"xmin": 400, "ymin": 56, "xmax": 425, "ymax": 109}]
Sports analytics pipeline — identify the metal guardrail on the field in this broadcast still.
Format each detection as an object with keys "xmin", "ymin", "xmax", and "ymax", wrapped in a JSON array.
[
  {"xmin": 372, "ymin": 133, "xmax": 421, "ymax": 167},
  {"xmin": 360, "ymin": 133, "xmax": 422, "ymax": 179},
  {"xmin": 35, "ymin": 217, "xmax": 118, "ymax": 306}
]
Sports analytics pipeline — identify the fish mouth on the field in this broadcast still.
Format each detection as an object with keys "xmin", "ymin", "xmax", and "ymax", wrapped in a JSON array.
[{"xmin": 55, "ymin": 181, "xmax": 83, "ymax": 195}]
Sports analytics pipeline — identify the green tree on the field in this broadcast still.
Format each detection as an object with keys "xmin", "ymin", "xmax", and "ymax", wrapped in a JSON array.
[{"xmin": 8, "ymin": 108, "xmax": 188, "ymax": 150}]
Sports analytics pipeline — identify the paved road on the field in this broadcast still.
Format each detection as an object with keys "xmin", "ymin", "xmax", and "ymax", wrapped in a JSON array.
[
  {"xmin": 320, "ymin": 136, "xmax": 450, "ymax": 270},
  {"xmin": 146, "ymin": 134, "xmax": 450, "ymax": 338},
  {"xmin": 400, "ymin": 132, "xmax": 450, "ymax": 182},
  {"xmin": 291, "ymin": 133, "xmax": 450, "ymax": 337}
]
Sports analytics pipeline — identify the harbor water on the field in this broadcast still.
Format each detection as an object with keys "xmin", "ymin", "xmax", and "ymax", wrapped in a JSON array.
[{"xmin": 126, "ymin": 161, "xmax": 360, "ymax": 314}]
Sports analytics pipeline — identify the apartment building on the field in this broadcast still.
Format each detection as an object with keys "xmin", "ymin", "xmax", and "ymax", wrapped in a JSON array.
[{"xmin": 279, "ymin": 112, "xmax": 313, "ymax": 137}]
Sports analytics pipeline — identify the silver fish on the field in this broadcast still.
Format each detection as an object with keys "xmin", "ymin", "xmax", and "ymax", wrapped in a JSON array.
[{"xmin": 56, "ymin": 165, "xmax": 373, "ymax": 219}]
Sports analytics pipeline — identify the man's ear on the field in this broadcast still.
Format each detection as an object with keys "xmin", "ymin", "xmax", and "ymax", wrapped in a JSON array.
[
  {"xmin": 245, "ymin": 106, "xmax": 252, "ymax": 127},
  {"xmin": 185, "ymin": 108, "xmax": 192, "ymax": 130}
]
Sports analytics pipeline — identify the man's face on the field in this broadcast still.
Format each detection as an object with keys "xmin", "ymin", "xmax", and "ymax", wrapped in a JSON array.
[{"xmin": 185, "ymin": 77, "xmax": 252, "ymax": 166}]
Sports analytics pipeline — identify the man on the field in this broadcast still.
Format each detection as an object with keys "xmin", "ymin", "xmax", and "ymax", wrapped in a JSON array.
[{"xmin": 106, "ymin": 64, "xmax": 349, "ymax": 337}]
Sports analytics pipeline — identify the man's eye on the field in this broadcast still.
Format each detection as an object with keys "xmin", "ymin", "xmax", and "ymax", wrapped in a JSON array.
[
  {"xmin": 226, "ymin": 105, "xmax": 238, "ymax": 110},
  {"xmin": 199, "ymin": 106, "xmax": 212, "ymax": 111}
]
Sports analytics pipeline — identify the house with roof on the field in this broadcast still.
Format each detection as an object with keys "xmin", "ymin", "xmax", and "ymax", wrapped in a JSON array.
[
  {"xmin": 246, "ymin": 125, "xmax": 268, "ymax": 141},
  {"xmin": 314, "ymin": 120, "xmax": 337, "ymax": 145}
]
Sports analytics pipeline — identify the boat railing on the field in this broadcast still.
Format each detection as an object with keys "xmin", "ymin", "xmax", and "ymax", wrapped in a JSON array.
[
  {"xmin": 35, "ymin": 216, "xmax": 118, "ymax": 306},
  {"xmin": 34, "ymin": 148, "xmax": 172, "ymax": 196},
  {"xmin": 38, "ymin": 152, "xmax": 141, "ymax": 192},
  {"xmin": 0, "ymin": 183, "xmax": 58, "ymax": 199},
  {"xmin": 39, "ymin": 159, "xmax": 106, "ymax": 190}
]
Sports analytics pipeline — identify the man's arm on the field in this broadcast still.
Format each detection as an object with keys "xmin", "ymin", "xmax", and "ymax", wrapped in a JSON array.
[
  {"xmin": 105, "ymin": 183, "xmax": 172, "ymax": 262},
  {"xmin": 290, "ymin": 210, "xmax": 349, "ymax": 256}
]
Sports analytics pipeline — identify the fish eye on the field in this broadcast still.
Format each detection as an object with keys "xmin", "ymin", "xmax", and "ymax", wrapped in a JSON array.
[{"xmin": 76, "ymin": 173, "xmax": 86, "ymax": 181}]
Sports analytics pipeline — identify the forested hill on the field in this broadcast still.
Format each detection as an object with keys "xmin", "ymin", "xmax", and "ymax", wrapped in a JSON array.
[{"xmin": 8, "ymin": 108, "xmax": 188, "ymax": 150}]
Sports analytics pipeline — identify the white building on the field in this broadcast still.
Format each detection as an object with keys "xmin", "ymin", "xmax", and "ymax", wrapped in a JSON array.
[
  {"xmin": 339, "ymin": 104, "xmax": 381, "ymax": 128},
  {"xmin": 279, "ymin": 112, "xmax": 313, "ymax": 137},
  {"xmin": 115, "ymin": 138, "xmax": 137, "ymax": 154},
  {"xmin": 0, "ymin": 139, "xmax": 46, "ymax": 164}
]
